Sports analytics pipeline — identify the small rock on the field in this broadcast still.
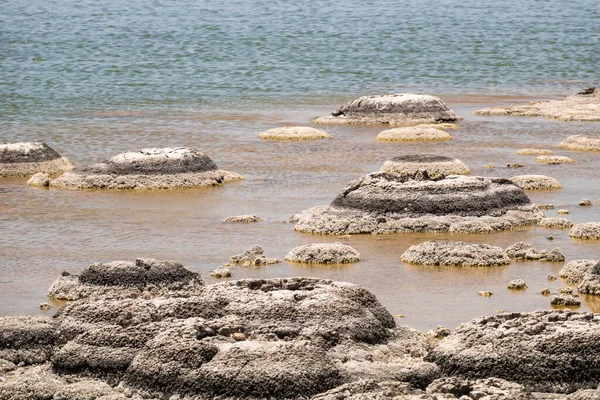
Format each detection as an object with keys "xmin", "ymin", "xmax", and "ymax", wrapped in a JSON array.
[
  {"xmin": 27, "ymin": 172, "xmax": 51, "ymax": 187},
  {"xmin": 434, "ymin": 326, "xmax": 451, "ymax": 338},
  {"xmin": 559, "ymin": 287, "xmax": 574, "ymax": 295},
  {"xmin": 569, "ymin": 222, "xmax": 600, "ymax": 240},
  {"xmin": 537, "ymin": 204, "xmax": 554, "ymax": 209},
  {"xmin": 508, "ymin": 279, "xmax": 527, "ymax": 290},
  {"xmin": 546, "ymin": 235, "xmax": 555, "ymax": 240},
  {"xmin": 560, "ymin": 135, "xmax": 600, "ymax": 152},
  {"xmin": 579, "ymin": 199, "xmax": 593, "ymax": 206},
  {"xmin": 377, "ymin": 127, "xmax": 452, "ymax": 142},
  {"xmin": 534, "ymin": 155, "xmax": 575, "ymax": 164},
  {"xmin": 258, "ymin": 126, "xmax": 330, "ymax": 140},
  {"xmin": 578, "ymin": 87, "xmax": 596, "ymax": 95},
  {"xmin": 210, "ymin": 266, "xmax": 231, "ymax": 278},
  {"xmin": 285, "ymin": 243, "xmax": 361, "ymax": 264},
  {"xmin": 482, "ymin": 164, "xmax": 495, "ymax": 169},
  {"xmin": 227, "ymin": 245, "xmax": 282, "ymax": 267},
  {"xmin": 478, "ymin": 291, "xmax": 493, "ymax": 297},
  {"xmin": 550, "ymin": 295, "xmax": 581, "ymax": 307},
  {"xmin": 393, "ymin": 314, "xmax": 405, "ymax": 319},
  {"xmin": 557, "ymin": 209, "xmax": 569, "ymax": 215},
  {"xmin": 506, "ymin": 163, "xmax": 524, "ymax": 168},
  {"xmin": 39, "ymin": 302, "xmax": 51, "ymax": 310},
  {"xmin": 540, "ymin": 288, "xmax": 551, "ymax": 296},
  {"xmin": 548, "ymin": 274, "xmax": 558, "ymax": 281},
  {"xmin": 515, "ymin": 149, "xmax": 553, "ymax": 156},
  {"xmin": 224, "ymin": 215, "xmax": 262, "ymax": 223},
  {"xmin": 559, "ymin": 260, "xmax": 599, "ymax": 283},
  {"xmin": 505, "ymin": 242, "xmax": 564, "ymax": 262},
  {"xmin": 232, "ymin": 332, "xmax": 246, "ymax": 341},
  {"xmin": 539, "ymin": 217, "xmax": 573, "ymax": 229}
]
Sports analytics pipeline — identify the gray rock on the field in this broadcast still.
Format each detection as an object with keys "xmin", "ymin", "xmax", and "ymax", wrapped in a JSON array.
[
  {"xmin": 579, "ymin": 199, "xmax": 593, "ymax": 206},
  {"xmin": 538, "ymin": 217, "xmax": 574, "ymax": 229},
  {"xmin": 285, "ymin": 243, "xmax": 361, "ymax": 264},
  {"xmin": 534, "ymin": 155, "xmax": 574, "ymax": 164},
  {"xmin": 312, "ymin": 93, "xmax": 462, "ymax": 126},
  {"xmin": 310, "ymin": 380, "xmax": 415, "ymax": 399},
  {"xmin": 376, "ymin": 127, "xmax": 452, "ymax": 142},
  {"xmin": 210, "ymin": 266, "xmax": 231, "ymax": 278},
  {"xmin": 569, "ymin": 222, "xmax": 600, "ymax": 240},
  {"xmin": 50, "ymin": 147, "xmax": 242, "ymax": 190},
  {"xmin": 258, "ymin": 126, "xmax": 331, "ymax": 140},
  {"xmin": 379, "ymin": 155, "xmax": 470, "ymax": 179},
  {"xmin": 223, "ymin": 214, "xmax": 262, "ymax": 223},
  {"xmin": 425, "ymin": 310, "xmax": 600, "ymax": 392},
  {"xmin": 559, "ymin": 135, "xmax": 600, "ymax": 152},
  {"xmin": 507, "ymin": 279, "xmax": 527, "ymax": 290},
  {"xmin": 515, "ymin": 148, "xmax": 553, "ymax": 156},
  {"xmin": 509, "ymin": 175, "xmax": 562, "ymax": 190},
  {"xmin": 53, "ymin": 381, "xmax": 119, "ymax": 400},
  {"xmin": 226, "ymin": 245, "xmax": 282, "ymax": 267},
  {"xmin": 0, "ymin": 142, "xmax": 73, "ymax": 178},
  {"xmin": 578, "ymin": 261, "xmax": 600, "ymax": 296},
  {"xmin": 401, "ymin": 240, "xmax": 510, "ymax": 267},
  {"xmin": 550, "ymin": 295, "xmax": 581, "ymax": 307},
  {"xmin": 0, "ymin": 364, "xmax": 63, "ymax": 400},
  {"xmin": 0, "ymin": 316, "xmax": 58, "ymax": 366},
  {"xmin": 559, "ymin": 260, "xmax": 598, "ymax": 283},
  {"xmin": 505, "ymin": 242, "xmax": 565, "ymax": 262},
  {"xmin": 26, "ymin": 172, "xmax": 51, "ymax": 187},
  {"xmin": 294, "ymin": 173, "xmax": 542, "ymax": 235}
]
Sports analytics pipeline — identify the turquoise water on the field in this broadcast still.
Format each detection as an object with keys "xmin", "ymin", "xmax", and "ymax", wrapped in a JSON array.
[{"xmin": 2, "ymin": 0, "xmax": 599, "ymax": 122}]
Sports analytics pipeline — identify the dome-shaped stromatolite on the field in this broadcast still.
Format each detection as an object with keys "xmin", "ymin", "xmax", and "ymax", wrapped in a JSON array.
[
  {"xmin": 49, "ymin": 147, "xmax": 242, "ymax": 190},
  {"xmin": 538, "ymin": 217, "xmax": 573, "ymax": 229},
  {"xmin": 425, "ymin": 310, "xmax": 600, "ymax": 393},
  {"xmin": 293, "ymin": 172, "xmax": 542, "ymax": 235},
  {"xmin": 258, "ymin": 126, "xmax": 330, "ymax": 140},
  {"xmin": 534, "ymin": 155, "xmax": 574, "ymax": 164},
  {"xmin": 515, "ymin": 148, "xmax": 553, "ymax": 156},
  {"xmin": 380, "ymin": 155, "xmax": 470, "ymax": 179},
  {"xmin": 578, "ymin": 261, "xmax": 600, "ymax": 296},
  {"xmin": 509, "ymin": 175, "xmax": 562, "ymax": 190},
  {"xmin": 569, "ymin": 222, "xmax": 600, "ymax": 240},
  {"xmin": 401, "ymin": 240, "xmax": 510, "ymax": 267},
  {"xmin": 559, "ymin": 259, "xmax": 598, "ymax": 284},
  {"xmin": 312, "ymin": 93, "xmax": 462, "ymax": 126},
  {"xmin": 0, "ymin": 142, "xmax": 73, "ymax": 177},
  {"xmin": 559, "ymin": 135, "xmax": 600, "ymax": 152},
  {"xmin": 285, "ymin": 243, "xmax": 361, "ymax": 264},
  {"xmin": 376, "ymin": 127, "xmax": 452, "ymax": 142}
]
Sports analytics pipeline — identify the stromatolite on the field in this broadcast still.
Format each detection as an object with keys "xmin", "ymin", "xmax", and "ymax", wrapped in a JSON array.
[{"xmin": 0, "ymin": 142, "xmax": 73, "ymax": 177}]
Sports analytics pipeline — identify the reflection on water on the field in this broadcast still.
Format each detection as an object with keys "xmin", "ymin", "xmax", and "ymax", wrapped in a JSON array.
[{"xmin": 1, "ymin": 99, "xmax": 599, "ymax": 331}]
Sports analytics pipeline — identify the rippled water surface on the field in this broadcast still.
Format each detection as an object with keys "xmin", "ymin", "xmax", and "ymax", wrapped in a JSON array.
[{"xmin": 1, "ymin": 0, "xmax": 599, "ymax": 331}]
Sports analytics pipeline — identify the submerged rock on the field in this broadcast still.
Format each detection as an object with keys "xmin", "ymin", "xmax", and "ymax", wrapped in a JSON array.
[
  {"xmin": 473, "ymin": 89, "xmax": 600, "ymax": 122},
  {"xmin": 0, "ymin": 142, "xmax": 73, "ymax": 178},
  {"xmin": 534, "ymin": 155, "xmax": 574, "ymax": 164},
  {"xmin": 507, "ymin": 279, "xmax": 527, "ymax": 290},
  {"xmin": 559, "ymin": 259, "xmax": 599, "ymax": 283},
  {"xmin": 509, "ymin": 175, "xmax": 562, "ymax": 190},
  {"xmin": 285, "ymin": 243, "xmax": 361, "ymax": 264},
  {"xmin": 376, "ymin": 127, "xmax": 452, "ymax": 141},
  {"xmin": 293, "ymin": 171, "xmax": 542, "ymax": 235},
  {"xmin": 312, "ymin": 93, "xmax": 462, "ymax": 126},
  {"xmin": 400, "ymin": 240, "xmax": 510, "ymax": 267},
  {"xmin": 515, "ymin": 148, "xmax": 553, "ymax": 156},
  {"xmin": 227, "ymin": 245, "xmax": 282, "ymax": 266},
  {"xmin": 579, "ymin": 199, "xmax": 593, "ymax": 206},
  {"xmin": 559, "ymin": 135, "xmax": 600, "ymax": 152},
  {"xmin": 538, "ymin": 217, "xmax": 573, "ymax": 229},
  {"xmin": 557, "ymin": 209, "xmax": 569, "ymax": 215},
  {"xmin": 223, "ymin": 214, "xmax": 262, "ymax": 223},
  {"xmin": 258, "ymin": 126, "xmax": 331, "ymax": 140},
  {"xmin": 50, "ymin": 147, "xmax": 242, "ymax": 190},
  {"xmin": 505, "ymin": 242, "xmax": 564, "ymax": 262},
  {"xmin": 379, "ymin": 155, "xmax": 470, "ymax": 178},
  {"xmin": 26, "ymin": 172, "xmax": 51, "ymax": 187},
  {"xmin": 210, "ymin": 266, "xmax": 231, "ymax": 278},
  {"xmin": 569, "ymin": 222, "xmax": 600, "ymax": 240},
  {"xmin": 425, "ymin": 310, "xmax": 600, "ymax": 392}
]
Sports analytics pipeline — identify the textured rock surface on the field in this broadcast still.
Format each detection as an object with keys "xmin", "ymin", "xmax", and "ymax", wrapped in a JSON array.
[
  {"xmin": 550, "ymin": 295, "xmax": 581, "ymax": 307},
  {"xmin": 473, "ymin": 90, "xmax": 600, "ymax": 122},
  {"xmin": 379, "ymin": 155, "xmax": 470, "ymax": 178},
  {"xmin": 538, "ymin": 217, "xmax": 573, "ymax": 229},
  {"xmin": 376, "ymin": 127, "xmax": 452, "ymax": 141},
  {"xmin": 210, "ymin": 266, "xmax": 232, "ymax": 278},
  {"xmin": 50, "ymin": 147, "xmax": 242, "ymax": 190},
  {"xmin": 515, "ymin": 148, "xmax": 553, "ymax": 156},
  {"xmin": 258, "ymin": 126, "xmax": 330, "ymax": 140},
  {"xmin": 0, "ymin": 142, "xmax": 73, "ymax": 177},
  {"xmin": 426, "ymin": 310, "xmax": 600, "ymax": 392},
  {"xmin": 294, "ymin": 173, "xmax": 542, "ymax": 235},
  {"xmin": 509, "ymin": 175, "xmax": 562, "ymax": 190},
  {"xmin": 507, "ymin": 279, "xmax": 528, "ymax": 289},
  {"xmin": 0, "ymin": 316, "xmax": 58, "ymax": 366},
  {"xmin": 569, "ymin": 222, "xmax": 600, "ymax": 240},
  {"xmin": 505, "ymin": 242, "xmax": 565, "ymax": 262},
  {"xmin": 559, "ymin": 135, "xmax": 600, "ymax": 152},
  {"xmin": 312, "ymin": 93, "xmax": 462, "ymax": 126},
  {"xmin": 534, "ymin": 155, "xmax": 574, "ymax": 164},
  {"xmin": 285, "ymin": 243, "xmax": 361, "ymax": 264},
  {"xmin": 400, "ymin": 240, "xmax": 510, "ymax": 267},
  {"xmin": 226, "ymin": 245, "xmax": 282, "ymax": 266},
  {"xmin": 559, "ymin": 260, "xmax": 598, "ymax": 283},
  {"xmin": 26, "ymin": 172, "xmax": 51, "ymax": 187},
  {"xmin": 578, "ymin": 261, "xmax": 600, "ymax": 296},
  {"xmin": 224, "ymin": 214, "xmax": 262, "ymax": 223}
]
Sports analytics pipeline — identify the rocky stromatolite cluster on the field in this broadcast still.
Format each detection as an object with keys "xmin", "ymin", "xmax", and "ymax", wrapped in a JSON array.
[
  {"xmin": 400, "ymin": 240, "xmax": 510, "ymax": 267},
  {"xmin": 0, "ymin": 142, "xmax": 73, "ymax": 177},
  {"xmin": 559, "ymin": 259, "xmax": 599, "ymax": 284},
  {"xmin": 569, "ymin": 222, "xmax": 600, "ymax": 240},
  {"xmin": 293, "ymin": 163, "xmax": 542, "ymax": 235},
  {"xmin": 258, "ymin": 126, "xmax": 331, "ymax": 140},
  {"xmin": 312, "ymin": 93, "xmax": 462, "ymax": 126},
  {"xmin": 379, "ymin": 155, "xmax": 470, "ymax": 178},
  {"xmin": 285, "ymin": 243, "xmax": 361, "ymax": 264},
  {"xmin": 559, "ymin": 135, "xmax": 600, "ymax": 152},
  {"xmin": 509, "ymin": 175, "xmax": 562, "ymax": 191},
  {"xmin": 505, "ymin": 242, "xmax": 565, "ymax": 262},
  {"xmin": 49, "ymin": 147, "xmax": 242, "ymax": 190},
  {"xmin": 538, "ymin": 217, "xmax": 574, "ymax": 229},
  {"xmin": 473, "ymin": 88, "xmax": 600, "ymax": 122}
]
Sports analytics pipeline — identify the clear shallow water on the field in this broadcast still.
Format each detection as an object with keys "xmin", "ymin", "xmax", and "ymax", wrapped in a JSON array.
[{"xmin": 1, "ymin": 0, "xmax": 600, "ymax": 331}]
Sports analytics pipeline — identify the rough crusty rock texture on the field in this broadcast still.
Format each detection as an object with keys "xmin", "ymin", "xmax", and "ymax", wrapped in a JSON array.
[
  {"xmin": 559, "ymin": 260, "xmax": 599, "ymax": 284},
  {"xmin": 538, "ymin": 217, "xmax": 573, "ymax": 229},
  {"xmin": 0, "ymin": 142, "xmax": 73, "ymax": 177},
  {"xmin": 258, "ymin": 126, "xmax": 330, "ymax": 140},
  {"xmin": 515, "ymin": 148, "xmax": 553, "ymax": 156},
  {"xmin": 400, "ymin": 240, "xmax": 510, "ymax": 267},
  {"xmin": 550, "ymin": 295, "xmax": 581, "ymax": 307},
  {"xmin": 285, "ymin": 243, "xmax": 361, "ymax": 264},
  {"xmin": 26, "ymin": 172, "xmax": 51, "ymax": 187},
  {"xmin": 472, "ymin": 89, "xmax": 600, "ymax": 122},
  {"xmin": 224, "ymin": 214, "xmax": 262, "ymax": 223},
  {"xmin": 507, "ymin": 279, "xmax": 528, "ymax": 289},
  {"xmin": 312, "ymin": 93, "xmax": 462, "ymax": 126},
  {"xmin": 559, "ymin": 135, "xmax": 600, "ymax": 151},
  {"xmin": 376, "ymin": 127, "xmax": 452, "ymax": 141},
  {"xmin": 0, "ymin": 316, "xmax": 58, "ymax": 366},
  {"xmin": 578, "ymin": 261, "xmax": 600, "ymax": 296},
  {"xmin": 226, "ymin": 245, "xmax": 282, "ymax": 266},
  {"xmin": 293, "ymin": 172, "xmax": 542, "ymax": 235},
  {"xmin": 505, "ymin": 242, "xmax": 565, "ymax": 262},
  {"xmin": 534, "ymin": 155, "xmax": 574, "ymax": 164},
  {"xmin": 379, "ymin": 155, "xmax": 470, "ymax": 178},
  {"xmin": 569, "ymin": 222, "xmax": 600, "ymax": 240},
  {"xmin": 425, "ymin": 310, "xmax": 600, "ymax": 392},
  {"xmin": 509, "ymin": 175, "xmax": 562, "ymax": 190},
  {"xmin": 50, "ymin": 147, "xmax": 242, "ymax": 190}
]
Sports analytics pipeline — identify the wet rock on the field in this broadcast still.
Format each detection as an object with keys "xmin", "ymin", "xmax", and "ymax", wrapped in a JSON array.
[
  {"xmin": 569, "ymin": 222, "xmax": 600, "ymax": 240},
  {"xmin": 50, "ymin": 147, "xmax": 243, "ymax": 190},
  {"xmin": 546, "ymin": 235, "xmax": 555, "ymax": 240},
  {"xmin": 39, "ymin": 302, "xmax": 51, "ymax": 310},
  {"xmin": 0, "ymin": 359, "xmax": 16, "ymax": 373},
  {"xmin": 312, "ymin": 93, "xmax": 462, "ymax": 126},
  {"xmin": 560, "ymin": 260, "xmax": 598, "ymax": 284},
  {"xmin": 507, "ymin": 279, "xmax": 527, "ymax": 290},
  {"xmin": 559, "ymin": 135, "xmax": 600, "ymax": 152},
  {"xmin": 26, "ymin": 172, "xmax": 51, "ymax": 187},
  {"xmin": 579, "ymin": 198, "xmax": 593, "ymax": 206},
  {"xmin": 578, "ymin": 261, "xmax": 600, "ymax": 296},
  {"xmin": 506, "ymin": 163, "xmax": 524, "ymax": 168},
  {"xmin": 425, "ymin": 310, "xmax": 600, "ymax": 392},
  {"xmin": 258, "ymin": 126, "xmax": 331, "ymax": 140},
  {"xmin": 226, "ymin": 245, "xmax": 282, "ymax": 266},
  {"xmin": 540, "ymin": 288, "xmax": 551, "ymax": 295},
  {"xmin": 539, "ymin": 217, "xmax": 573, "ymax": 229},
  {"xmin": 285, "ymin": 243, "xmax": 361, "ymax": 264},
  {"xmin": 376, "ymin": 127, "xmax": 452, "ymax": 141},
  {"xmin": 548, "ymin": 274, "xmax": 558, "ymax": 281},
  {"xmin": 551, "ymin": 295, "xmax": 581, "ymax": 307},
  {"xmin": 537, "ymin": 204, "xmax": 554, "ymax": 209},
  {"xmin": 478, "ymin": 291, "xmax": 493, "ymax": 297},
  {"xmin": 223, "ymin": 214, "xmax": 262, "ymax": 223},
  {"xmin": 473, "ymin": 90, "xmax": 600, "ymax": 122},
  {"xmin": 47, "ymin": 258, "xmax": 204, "ymax": 301},
  {"xmin": 0, "ymin": 316, "xmax": 58, "ymax": 366},
  {"xmin": 559, "ymin": 287, "xmax": 574, "ymax": 295},
  {"xmin": 293, "ymin": 172, "xmax": 542, "ymax": 235},
  {"xmin": 0, "ymin": 142, "xmax": 73, "ymax": 178},
  {"xmin": 482, "ymin": 164, "xmax": 495, "ymax": 169},
  {"xmin": 400, "ymin": 240, "xmax": 510, "ymax": 267},
  {"xmin": 433, "ymin": 326, "xmax": 450, "ymax": 338},
  {"xmin": 505, "ymin": 242, "xmax": 564, "ymax": 262},
  {"xmin": 534, "ymin": 155, "xmax": 575, "ymax": 164},
  {"xmin": 557, "ymin": 209, "xmax": 569, "ymax": 215},
  {"xmin": 509, "ymin": 175, "xmax": 562, "ymax": 190},
  {"xmin": 309, "ymin": 380, "xmax": 415, "ymax": 399},
  {"xmin": 379, "ymin": 155, "xmax": 470, "ymax": 178},
  {"xmin": 515, "ymin": 148, "xmax": 553, "ymax": 156},
  {"xmin": 210, "ymin": 266, "xmax": 231, "ymax": 278}
]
